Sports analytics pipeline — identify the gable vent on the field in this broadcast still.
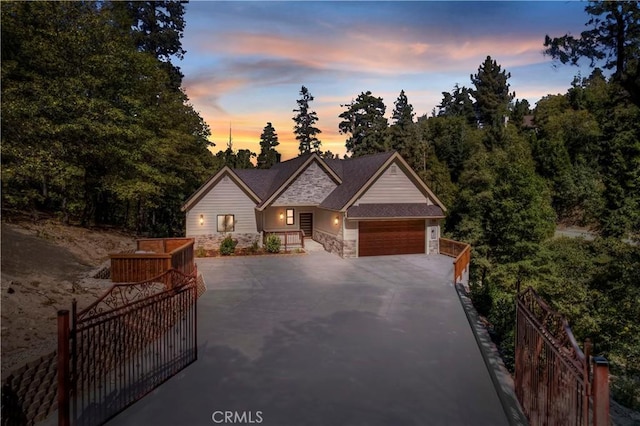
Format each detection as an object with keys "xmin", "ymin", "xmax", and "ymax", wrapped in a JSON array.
[
  {"xmin": 223, "ymin": 176, "xmax": 229, "ymax": 182},
  {"xmin": 390, "ymin": 164, "xmax": 398, "ymax": 175}
]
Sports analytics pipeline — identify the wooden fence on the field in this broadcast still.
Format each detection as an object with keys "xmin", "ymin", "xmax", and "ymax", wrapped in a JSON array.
[
  {"xmin": 440, "ymin": 237, "xmax": 471, "ymax": 285},
  {"xmin": 110, "ymin": 238, "xmax": 194, "ymax": 283}
]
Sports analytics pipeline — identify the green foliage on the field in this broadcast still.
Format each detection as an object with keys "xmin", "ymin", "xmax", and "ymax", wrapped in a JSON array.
[
  {"xmin": 219, "ymin": 235, "xmax": 237, "ymax": 256},
  {"xmin": 110, "ymin": 1, "xmax": 187, "ymax": 88},
  {"xmin": 195, "ymin": 246, "xmax": 207, "ymax": 258},
  {"xmin": 386, "ymin": 90, "xmax": 417, "ymax": 158},
  {"xmin": 449, "ymin": 133, "xmax": 556, "ymax": 265},
  {"xmin": 257, "ymin": 122, "xmax": 281, "ymax": 169},
  {"xmin": 544, "ymin": 1, "xmax": 640, "ymax": 106},
  {"xmin": 249, "ymin": 237, "xmax": 260, "ymax": 253},
  {"xmin": 436, "ymin": 84, "xmax": 477, "ymax": 126},
  {"xmin": 338, "ymin": 91, "xmax": 389, "ymax": 157},
  {"xmin": 214, "ymin": 147, "xmax": 256, "ymax": 170},
  {"xmin": 1, "ymin": 1, "xmax": 214, "ymax": 235},
  {"xmin": 264, "ymin": 234, "xmax": 281, "ymax": 253},
  {"xmin": 470, "ymin": 56, "xmax": 515, "ymax": 129},
  {"xmin": 293, "ymin": 86, "xmax": 322, "ymax": 154}
]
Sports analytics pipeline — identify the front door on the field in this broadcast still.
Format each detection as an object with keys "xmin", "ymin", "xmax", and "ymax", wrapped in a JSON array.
[{"xmin": 300, "ymin": 213, "xmax": 313, "ymax": 238}]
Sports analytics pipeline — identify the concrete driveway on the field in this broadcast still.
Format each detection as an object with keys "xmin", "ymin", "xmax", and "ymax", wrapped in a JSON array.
[{"xmin": 109, "ymin": 251, "xmax": 509, "ymax": 426}]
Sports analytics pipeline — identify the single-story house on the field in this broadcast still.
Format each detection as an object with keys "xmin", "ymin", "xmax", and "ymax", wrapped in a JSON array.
[{"xmin": 181, "ymin": 151, "xmax": 446, "ymax": 258}]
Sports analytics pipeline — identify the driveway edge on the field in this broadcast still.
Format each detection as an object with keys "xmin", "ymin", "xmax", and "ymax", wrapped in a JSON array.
[{"xmin": 455, "ymin": 283, "xmax": 529, "ymax": 426}]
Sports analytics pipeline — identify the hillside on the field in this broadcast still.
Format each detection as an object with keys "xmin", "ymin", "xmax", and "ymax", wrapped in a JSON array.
[{"xmin": 0, "ymin": 218, "xmax": 135, "ymax": 373}]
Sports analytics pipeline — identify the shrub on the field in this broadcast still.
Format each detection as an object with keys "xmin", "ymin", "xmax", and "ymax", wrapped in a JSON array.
[
  {"xmin": 219, "ymin": 235, "xmax": 237, "ymax": 255},
  {"xmin": 248, "ymin": 237, "xmax": 260, "ymax": 254},
  {"xmin": 195, "ymin": 246, "xmax": 206, "ymax": 258},
  {"xmin": 264, "ymin": 234, "xmax": 281, "ymax": 253}
]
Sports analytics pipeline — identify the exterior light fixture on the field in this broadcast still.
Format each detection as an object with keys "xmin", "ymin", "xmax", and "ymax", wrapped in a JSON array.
[
  {"xmin": 279, "ymin": 212, "xmax": 284, "ymax": 220},
  {"xmin": 334, "ymin": 216, "xmax": 339, "ymax": 225},
  {"xmin": 199, "ymin": 214, "xmax": 204, "ymax": 226}
]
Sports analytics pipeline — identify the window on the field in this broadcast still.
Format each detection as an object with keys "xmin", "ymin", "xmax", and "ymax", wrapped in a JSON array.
[
  {"xmin": 217, "ymin": 214, "xmax": 235, "ymax": 232},
  {"xmin": 286, "ymin": 209, "xmax": 295, "ymax": 225}
]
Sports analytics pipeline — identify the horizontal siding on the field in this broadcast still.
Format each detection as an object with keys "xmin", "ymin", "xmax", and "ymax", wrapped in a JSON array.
[
  {"xmin": 344, "ymin": 219, "xmax": 358, "ymax": 240},
  {"xmin": 315, "ymin": 208, "xmax": 340, "ymax": 236},
  {"xmin": 358, "ymin": 162, "xmax": 427, "ymax": 204},
  {"xmin": 186, "ymin": 176, "xmax": 257, "ymax": 236}
]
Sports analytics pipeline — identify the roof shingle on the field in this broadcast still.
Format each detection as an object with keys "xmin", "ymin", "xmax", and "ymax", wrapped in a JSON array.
[
  {"xmin": 347, "ymin": 203, "xmax": 444, "ymax": 218},
  {"xmin": 319, "ymin": 151, "xmax": 395, "ymax": 210}
]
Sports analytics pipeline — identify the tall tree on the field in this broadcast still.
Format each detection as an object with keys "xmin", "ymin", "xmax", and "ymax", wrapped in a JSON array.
[
  {"xmin": 110, "ymin": 1, "xmax": 187, "ymax": 89},
  {"xmin": 437, "ymin": 84, "xmax": 477, "ymax": 126},
  {"xmin": 544, "ymin": 1, "xmax": 640, "ymax": 106},
  {"xmin": 470, "ymin": 56, "xmax": 515, "ymax": 128},
  {"xmin": 1, "ymin": 1, "xmax": 213, "ymax": 234},
  {"xmin": 293, "ymin": 86, "xmax": 322, "ymax": 154},
  {"xmin": 257, "ymin": 122, "xmax": 281, "ymax": 169},
  {"xmin": 386, "ymin": 90, "xmax": 417, "ymax": 158},
  {"xmin": 338, "ymin": 91, "xmax": 389, "ymax": 157}
]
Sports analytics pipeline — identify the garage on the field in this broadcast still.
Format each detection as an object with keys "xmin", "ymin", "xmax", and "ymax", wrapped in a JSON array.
[{"xmin": 358, "ymin": 220, "xmax": 425, "ymax": 256}]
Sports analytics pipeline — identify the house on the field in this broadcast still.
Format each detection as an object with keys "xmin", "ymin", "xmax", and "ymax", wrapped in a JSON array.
[{"xmin": 181, "ymin": 151, "xmax": 446, "ymax": 258}]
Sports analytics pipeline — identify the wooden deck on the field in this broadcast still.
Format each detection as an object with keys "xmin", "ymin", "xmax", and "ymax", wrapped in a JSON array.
[{"xmin": 110, "ymin": 238, "xmax": 195, "ymax": 283}]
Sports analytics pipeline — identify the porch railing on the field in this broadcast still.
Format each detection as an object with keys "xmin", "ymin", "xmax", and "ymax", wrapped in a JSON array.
[
  {"xmin": 110, "ymin": 238, "xmax": 195, "ymax": 283},
  {"xmin": 264, "ymin": 231, "xmax": 305, "ymax": 251},
  {"xmin": 440, "ymin": 237, "xmax": 471, "ymax": 285}
]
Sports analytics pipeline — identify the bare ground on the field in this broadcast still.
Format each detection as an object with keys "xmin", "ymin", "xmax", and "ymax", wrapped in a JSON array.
[{"xmin": 1, "ymin": 219, "xmax": 135, "ymax": 375}]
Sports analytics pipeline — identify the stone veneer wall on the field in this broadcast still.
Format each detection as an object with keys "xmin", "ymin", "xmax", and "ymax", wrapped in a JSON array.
[
  {"xmin": 273, "ymin": 162, "xmax": 337, "ymax": 205},
  {"xmin": 194, "ymin": 233, "xmax": 261, "ymax": 250},
  {"xmin": 313, "ymin": 229, "xmax": 343, "ymax": 257},
  {"xmin": 428, "ymin": 238, "xmax": 439, "ymax": 255},
  {"xmin": 342, "ymin": 239, "xmax": 357, "ymax": 258}
]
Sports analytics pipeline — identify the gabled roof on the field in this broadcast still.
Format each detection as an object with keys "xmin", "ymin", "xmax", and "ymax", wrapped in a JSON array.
[
  {"xmin": 254, "ymin": 153, "xmax": 341, "ymax": 210},
  {"xmin": 181, "ymin": 166, "xmax": 261, "ymax": 212},
  {"xmin": 320, "ymin": 151, "xmax": 447, "ymax": 213},
  {"xmin": 319, "ymin": 152, "xmax": 395, "ymax": 210},
  {"xmin": 182, "ymin": 151, "xmax": 447, "ymax": 214}
]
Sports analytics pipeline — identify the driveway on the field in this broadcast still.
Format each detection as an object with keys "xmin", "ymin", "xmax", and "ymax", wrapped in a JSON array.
[{"xmin": 109, "ymin": 251, "xmax": 509, "ymax": 426}]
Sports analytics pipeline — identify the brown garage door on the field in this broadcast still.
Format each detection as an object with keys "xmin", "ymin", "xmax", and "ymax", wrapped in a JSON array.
[{"xmin": 358, "ymin": 220, "xmax": 425, "ymax": 256}]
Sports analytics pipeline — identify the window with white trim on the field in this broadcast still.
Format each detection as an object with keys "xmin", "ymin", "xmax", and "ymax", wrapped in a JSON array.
[
  {"xmin": 217, "ymin": 214, "xmax": 235, "ymax": 232},
  {"xmin": 286, "ymin": 208, "xmax": 295, "ymax": 225}
]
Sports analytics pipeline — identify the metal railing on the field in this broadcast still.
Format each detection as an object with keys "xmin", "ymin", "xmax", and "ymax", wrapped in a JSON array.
[
  {"xmin": 57, "ymin": 269, "xmax": 198, "ymax": 426},
  {"xmin": 439, "ymin": 237, "xmax": 471, "ymax": 285},
  {"xmin": 264, "ymin": 231, "xmax": 305, "ymax": 251},
  {"xmin": 515, "ymin": 286, "xmax": 610, "ymax": 426}
]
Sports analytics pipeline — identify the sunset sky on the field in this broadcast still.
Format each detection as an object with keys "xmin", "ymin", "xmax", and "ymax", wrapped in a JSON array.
[{"xmin": 179, "ymin": 1, "xmax": 595, "ymax": 160}]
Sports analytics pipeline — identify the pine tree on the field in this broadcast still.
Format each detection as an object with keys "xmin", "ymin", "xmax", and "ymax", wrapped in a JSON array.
[
  {"xmin": 386, "ymin": 90, "xmax": 418, "ymax": 160},
  {"xmin": 257, "ymin": 122, "xmax": 281, "ymax": 169},
  {"xmin": 470, "ymin": 56, "xmax": 515, "ymax": 128},
  {"xmin": 293, "ymin": 86, "xmax": 322, "ymax": 154},
  {"xmin": 338, "ymin": 91, "xmax": 388, "ymax": 157}
]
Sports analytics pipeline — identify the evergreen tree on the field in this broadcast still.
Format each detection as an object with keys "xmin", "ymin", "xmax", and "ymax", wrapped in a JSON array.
[
  {"xmin": 509, "ymin": 99, "xmax": 531, "ymax": 129},
  {"xmin": 544, "ymin": 1, "xmax": 640, "ymax": 106},
  {"xmin": 1, "ymin": 1, "xmax": 213, "ymax": 234},
  {"xmin": 338, "ymin": 91, "xmax": 389, "ymax": 157},
  {"xmin": 110, "ymin": 1, "xmax": 187, "ymax": 88},
  {"xmin": 293, "ymin": 86, "xmax": 322, "ymax": 154},
  {"xmin": 386, "ymin": 90, "xmax": 417, "ymax": 158},
  {"xmin": 257, "ymin": 122, "xmax": 281, "ymax": 169},
  {"xmin": 437, "ymin": 84, "xmax": 477, "ymax": 126},
  {"xmin": 470, "ymin": 56, "xmax": 515, "ymax": 129}
]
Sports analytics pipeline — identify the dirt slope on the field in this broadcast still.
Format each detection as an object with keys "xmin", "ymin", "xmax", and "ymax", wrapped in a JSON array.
[{"xmin": 1, "ymin": 220, "xmax": 135, "ymax": 374}]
